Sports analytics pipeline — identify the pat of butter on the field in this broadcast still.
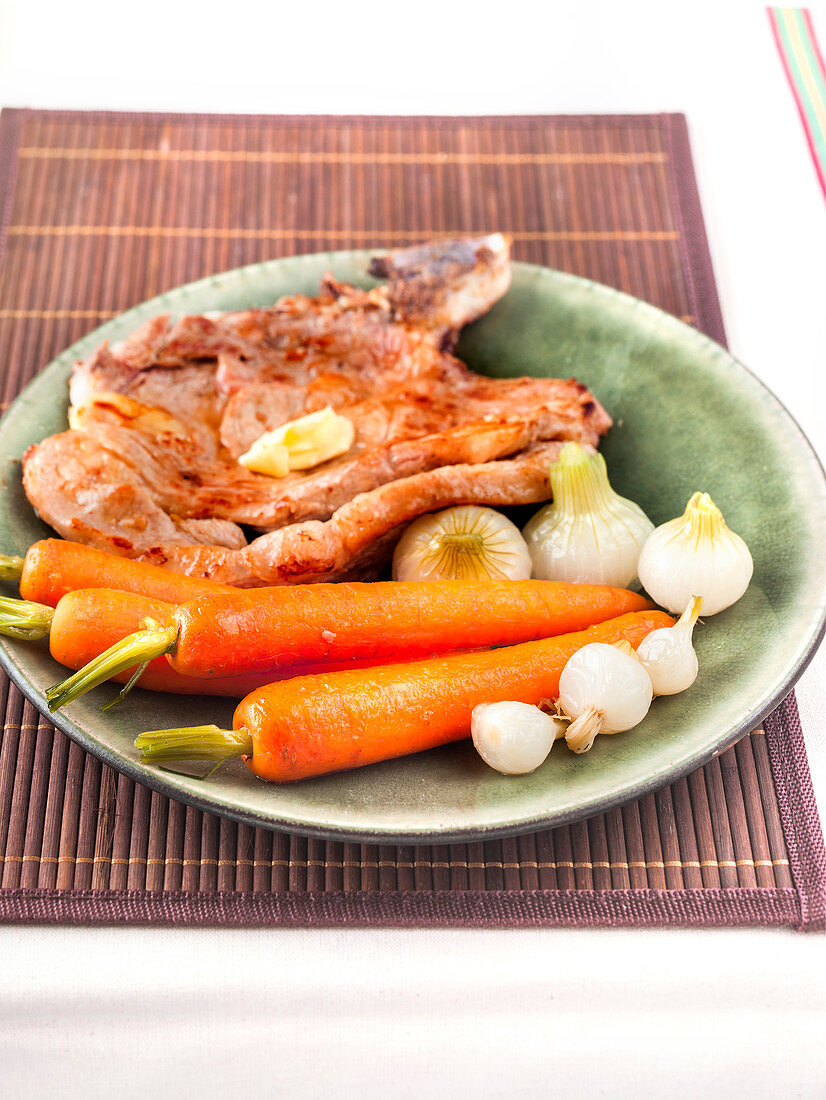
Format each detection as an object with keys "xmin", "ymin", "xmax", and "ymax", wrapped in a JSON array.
[{"xmin": 238, "ymin": 406, "xmax": 355, "ymax": 478}]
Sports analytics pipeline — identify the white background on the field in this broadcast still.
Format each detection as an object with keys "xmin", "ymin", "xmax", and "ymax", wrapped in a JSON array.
[{"xmin": 1, "ymin": 1, "xmax": 825, "ymax": 1096}]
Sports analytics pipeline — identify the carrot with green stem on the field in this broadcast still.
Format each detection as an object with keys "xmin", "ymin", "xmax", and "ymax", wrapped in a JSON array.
[
  {"xmin": 0, "ymin": 538, "xmax": 235, "ymax": 607},
  {"xmin": 46, "ymin": 579, "xmax": 655, "ymax": 710},
  {"xmin": 0, "ymin": 589, "xmax": 445, "ymax": 699},
  {"xmin": 0, "ymin": 589, "xmax": 284, "ymax": 697},
  {"xmin": 136, "ymin": 609, "xmax": 674, "ymax": 782}
]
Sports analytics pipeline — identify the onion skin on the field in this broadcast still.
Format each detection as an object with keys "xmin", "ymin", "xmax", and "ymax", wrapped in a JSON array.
[
  {"xmin": 636, "ymin": 596, "xmax": 703, "ymax": 695},
  {"xmin": 523, "ymin": 444, "xmax": 654, "ymax": 587},
  {"xmin": 558, "ymin": 642, "xmax": 654, "ymax": 753},
  {"xmin": 637, "ymin": 629, "xmax": 698, "ymax": 695},
  {"xmin": 558, "ymin": 642, "xmax": 653, "ymax": 734},
  {"xmin": 637, "ymin": 493, "xmax": 753, "ymax": 615},
  {"xmin": 393, "ymin": 505, "xmax": 533, "ymax": 582},
  {"xmin": 471, "ymin": 701, "xmax": 564, "ymax": 774}
]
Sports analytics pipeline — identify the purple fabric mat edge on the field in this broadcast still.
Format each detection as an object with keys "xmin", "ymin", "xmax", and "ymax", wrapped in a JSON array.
[
  {"xmin": 0, "ymin": 886, "xmax": 802, "ymax": 929},
  {"xmin": 765, "ymin": 694, "xmax": 826, "ymax": 929},
  {"xmin": 0, "ymin": 107, "xmax": 823, "ymax": 931}
]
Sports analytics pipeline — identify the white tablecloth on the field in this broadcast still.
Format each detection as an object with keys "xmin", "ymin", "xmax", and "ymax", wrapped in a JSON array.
[{"xmin": 1, "ymin": 1, "xmax": 825, "ymax": 1095}]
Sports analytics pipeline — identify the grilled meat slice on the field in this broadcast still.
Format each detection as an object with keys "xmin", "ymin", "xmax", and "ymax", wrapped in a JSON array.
[
  {"xmin": 139, "ymin": 441, "xmax": 570, "ymax": 586},
  {"xmin": 368, "ymin": 235, "xmax": 513, "ymax": 333},
  {"xmin": 26, "ymin": 377, "xmax": 606, "ymax": 537},
  {"xmin": 22, "ymin": 235, "xmax": 612, "ymax": 585}
]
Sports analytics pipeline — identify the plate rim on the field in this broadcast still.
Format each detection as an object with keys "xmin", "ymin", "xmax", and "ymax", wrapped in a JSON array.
[{"xmin": 1, "ymin": 251, "xmax": 825, "ymax": 843}]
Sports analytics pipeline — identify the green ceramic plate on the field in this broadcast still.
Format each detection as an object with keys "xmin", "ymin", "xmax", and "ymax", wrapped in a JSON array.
[{"xmin": 1, "ymin": 252, "xmax": 825, "ymax": 843}]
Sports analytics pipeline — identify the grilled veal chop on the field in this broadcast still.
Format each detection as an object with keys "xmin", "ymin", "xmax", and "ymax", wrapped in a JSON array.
[{"xmin": 23, "ymin": 235, "xmax": 612, "ymax": 585}]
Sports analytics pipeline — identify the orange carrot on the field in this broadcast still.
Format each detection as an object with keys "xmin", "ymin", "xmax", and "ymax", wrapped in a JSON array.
[
  {"xmin": 50, "ymin": 590, "xmax": 274, "ymax": 697},
  {"xmin": 46, "ymin": 580, "xmax": 654, "ymax": 708},
  {"xmin": 0, "ymin": 539, "xmax": 235, "ymax": 607},
  {"xmin": 173, "ymin": 581, "xmax": 654, "ymax": 676},
  {"xmin": 135, "ymin": 609, "xmax": 674, "ymax": 782},
  {"xmin": 0, "ymin": 588, "xmax": 435, "ymax": 699}
]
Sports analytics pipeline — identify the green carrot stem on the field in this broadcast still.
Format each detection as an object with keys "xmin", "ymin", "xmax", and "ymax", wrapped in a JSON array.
[
  {"xmin": 135, "ymin": 725, "xmax": 253, "ymax": 763},
  {"xmin": 0, "ymin": 595, "xmax": 54, "ymax": 641},
  {"xmin": 100, "ymin": 659, "xmax": 152, "ymax": 712},
  {"xmin": 0, "ymin": 554, "xmax": 25, "ymax": 583},
  {"xmin": 46, "ymin": 622, "xmax": 178, "ymax": 711}
]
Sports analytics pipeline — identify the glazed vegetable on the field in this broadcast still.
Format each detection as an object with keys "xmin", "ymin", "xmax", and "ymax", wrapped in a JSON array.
[
  {"xmin": 637, "ymin": 492, "xmax": 753, "ymax": 615},
  {"xmin": 523, "ymin": 443, "xmax": 654, "ymax": 587},
  {"xmin": 471, "ymin": 701, "xmax": 566, "ymax": 774},
  {"xmin": 0, "ymin": 589, "xmax": 430, "ymax": 699},
  {"xmin": 0, "ymin": 590, "xmax": 273, "ymax": 697},
  {"xmin": 0, "ymin": 538, "xmax": 234, "ymax": 608},
  {"xmin": 636, "ymin": 595, "xmax": 703, "ymax": 695},
  {"xmin": 134, "ymin": 609, "xmax": 673, "ymax": 782},
  {"xmin": 46, "ymin": 579, "xmax": 655, "ymax": 709},
  {"xmin": 392, "ymin": 505, "xmax": 532, "ymax": 582},
  {"xmin": 558, "ymin": 640, "xmax": 654, "ymax": 754}
]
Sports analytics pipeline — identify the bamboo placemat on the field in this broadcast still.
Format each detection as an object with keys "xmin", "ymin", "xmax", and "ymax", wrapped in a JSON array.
[{"xmin": 0, "ymin": 109, "xmax": 823, "ymax": 929}]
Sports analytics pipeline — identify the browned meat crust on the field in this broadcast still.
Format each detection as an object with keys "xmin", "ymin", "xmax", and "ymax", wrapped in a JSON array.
[
  {"xmin": 140, "ymin": 442, "xmax": 569, "ymax": 586},
  {"xmin": 23, "ymin": 236, "xmax": 612, "ymax": 585}
]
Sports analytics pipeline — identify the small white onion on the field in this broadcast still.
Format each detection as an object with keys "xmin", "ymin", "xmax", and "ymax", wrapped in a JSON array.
[
  {"xmin": 637, "ymin": 492, "xmax": 753, "ymax": 615},
  {"xmin": 393, "ymin": 505, "xmax": 532, "ymax": 582},
  {"xmin": 636, "ymin": 595, "xmax": 703, "ymax": 696},
  {"xmin": 558, "ymin": 642, "xmax": 653, "ymax": 753},
  {"xmin": 471, "ymin": 701, "xmax": 565, "ymax": 775},
  {"xmin": 523, "ymin": 443, "xmax": 653, "ymax": 587}
]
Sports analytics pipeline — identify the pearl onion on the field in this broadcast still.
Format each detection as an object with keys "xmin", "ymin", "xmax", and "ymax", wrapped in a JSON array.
[
  {"xmin": 471, "ymin": 701, "xmax": 564, "ymax": 774},
  {"xmin": 558, "ymin": 643, "xmax": 653, "ymax": 753},
  {"xmin": 558, "ymin": 643, "xmax": 653, "ymax": 733},
  {"xmin": 636, "ymin": 595, "xmax": 703, "ymax": 696}
]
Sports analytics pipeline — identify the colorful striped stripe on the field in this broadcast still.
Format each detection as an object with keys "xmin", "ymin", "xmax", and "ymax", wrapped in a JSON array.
[{"xmin": 768, "ymin": 7, "xmax": 826, "ymax": 198}]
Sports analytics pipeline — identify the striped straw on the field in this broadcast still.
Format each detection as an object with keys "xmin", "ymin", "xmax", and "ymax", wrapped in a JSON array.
[{"xmin": 768, "ymin": 7, "xmax": 826, "ymax": 199}]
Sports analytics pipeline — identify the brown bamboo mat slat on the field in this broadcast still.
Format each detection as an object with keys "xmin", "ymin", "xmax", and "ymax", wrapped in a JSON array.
[{"xmin": 0, "ymin": 109, "xmax": 823, "ymax": 929}]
